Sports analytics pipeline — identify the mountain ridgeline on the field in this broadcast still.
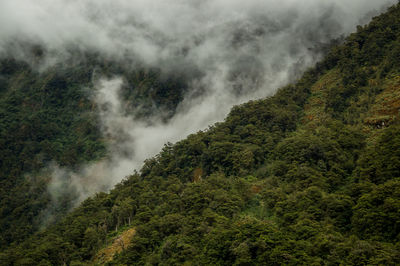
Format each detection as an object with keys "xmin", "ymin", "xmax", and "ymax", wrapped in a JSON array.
[{"xmin": 2, "ymin": 3, "xmax": 400, "ymax": 266}]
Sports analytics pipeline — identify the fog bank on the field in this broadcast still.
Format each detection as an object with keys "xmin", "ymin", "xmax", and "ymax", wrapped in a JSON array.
[{"xmin": 6, "ymin": 0, "xmax": 393, "ymax": 212}]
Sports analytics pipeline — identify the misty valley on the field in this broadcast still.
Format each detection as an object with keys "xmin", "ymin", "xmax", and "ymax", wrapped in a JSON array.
[{"xmin": 1, "ymin": 0, "xmax": 400, "ymax": 265}]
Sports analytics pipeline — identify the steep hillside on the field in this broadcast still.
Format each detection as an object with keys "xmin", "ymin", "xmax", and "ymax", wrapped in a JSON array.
[
  {"xmin": 0, "ymin": 52, "xmax": 190, "ymax": 248},
  {"xmin": 2, "ymin": 3, "xmax": 400, "ymax": 266}
]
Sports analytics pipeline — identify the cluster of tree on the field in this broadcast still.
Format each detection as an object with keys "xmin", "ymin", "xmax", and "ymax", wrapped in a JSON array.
[
  {"xmin": 2, "ymin": 3, "xmax": 400, "ymax": 265},
  {"xmin": 0, "ymin": 51, "xmax": 191, "ymax": 248}
]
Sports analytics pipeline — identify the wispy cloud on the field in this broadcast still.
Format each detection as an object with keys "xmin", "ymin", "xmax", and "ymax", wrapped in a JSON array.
[{"xmin": 6, "ymin": 0, "xmax": 393, "ymax": 216}]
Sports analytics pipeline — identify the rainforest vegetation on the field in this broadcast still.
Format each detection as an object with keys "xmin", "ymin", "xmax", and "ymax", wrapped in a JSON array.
[
  {"xmin": 1, "ymin": 3, "xmax": 400, "ymax": 266},
  {"xmin": 0, "ymin": 53, "xmax": 190, "ymax": 248}
]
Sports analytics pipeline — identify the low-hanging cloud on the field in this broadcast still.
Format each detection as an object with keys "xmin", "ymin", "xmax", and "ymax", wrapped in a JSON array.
[
  {"xmin": 0, "ymin": 0, "xmax": 395, "ymax": 67},
  {"xmin": 5, "ymin": 0, "xmax": 395, "ymax": 217}
]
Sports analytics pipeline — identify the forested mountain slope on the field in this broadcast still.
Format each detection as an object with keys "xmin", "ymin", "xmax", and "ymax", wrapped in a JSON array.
[
  {"xmin": 2, "ymin": 3, "xmax": 400, "ymax": 266},
  {"xmin": 0, "ymin": 52, "xmax": 191, "ymax": 248}
]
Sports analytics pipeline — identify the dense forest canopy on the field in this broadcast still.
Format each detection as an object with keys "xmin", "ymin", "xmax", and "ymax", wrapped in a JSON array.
[
  {"xmin": 2, "ymin": 0, "xmax": 394, "ymax": 250},
  {"xmin": 1, "ymin": 1, "xmax": 400, "ymax": 265}
]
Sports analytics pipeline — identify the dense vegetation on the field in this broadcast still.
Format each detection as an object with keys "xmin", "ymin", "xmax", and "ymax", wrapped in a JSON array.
[
  {"xmin": 2, "ymin": 3, "xmax": 400, "ymax": 265},
  {"xmin": 0, "ymin": 53, "xmax": 191, "ymax": 248}
]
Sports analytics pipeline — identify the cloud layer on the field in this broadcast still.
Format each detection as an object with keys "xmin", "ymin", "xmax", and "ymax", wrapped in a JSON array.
[
  {"xmin": 0, "ymin": 0, "xmax": 395, "ymax": 66},
  {"xmin": 4, "ymin": 0, "xmax": 394, "ymax": 212}
]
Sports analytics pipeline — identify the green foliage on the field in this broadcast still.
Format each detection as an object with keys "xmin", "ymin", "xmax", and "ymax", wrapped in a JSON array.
[
  {"xmin": 0, "ymin": 53, "xmax": 190, "ymax": 248},
  {"xmin": 355, "ymin": 123, "xmax": 400, "ymax": 184},
  {"xmin": 352, "ymin": 180, "xmax": 400, "ymax": 241},
  {"xmin": 2, "ymin": 3, "xmax": 400, "ymax": 265}
]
